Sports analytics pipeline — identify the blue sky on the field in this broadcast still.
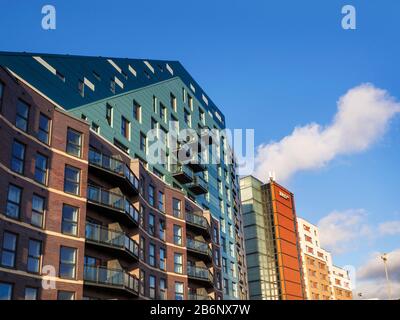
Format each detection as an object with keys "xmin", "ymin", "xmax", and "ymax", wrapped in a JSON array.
[{"xmin": 1, "ymin": 0, "xmax": 399, "ymax": 298}]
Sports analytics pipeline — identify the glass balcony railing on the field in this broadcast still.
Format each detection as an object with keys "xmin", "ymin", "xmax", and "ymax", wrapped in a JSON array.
[
  {"xmin": 89, "ymin": 148, "xmax": 139, "ymax": 191},
  {"xmin": 87, "ymin": 185, "xmax": 140, "ymax": 225},
  {"xmin": 84, "ymin": 265, "xmax": 139, "ymax": 294},
  {"xmin": 188, "ymin": 293, "xmax": 210, "ymax": 300},
  {"xmin": 186, "ymin": 212, "xmax": 209, "ymax": 230},
  {"xmin": 187, "ymin": 238, "xmax": 212, "ymax": 258},
  {"xmin": 188, "ymin": 175, "xmax": 208, "ymax": 195},
  {"xmin": 85, "ymin": 223, "xmax": 139, "ymax": 258},
  {"xmin": 187, "ymin": 265, "xmax": 213, "ymax": 283},
  {"xmin": 171, "ymin": 164, "xmax": 193, "ymax": 180}
]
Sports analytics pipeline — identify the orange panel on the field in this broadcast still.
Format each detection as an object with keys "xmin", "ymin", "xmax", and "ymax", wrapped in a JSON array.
[
  {"xmin": 278, "ymin": 239, "xmax": 299, "ymax": 258},
  {"xmin": 277, "ymin": 225, "xmax": 297, "ymax": 244},
  {"xmin": 281, "ymin": 253, "xmax": 301, "ymax": 270},
  {"xmin": 282, "ymin": 267, "xmax": 302, "ymax": 284},
  {"xmin": 276, "ymin": 201, "xmax": 295, "ymax": 220},
  {"xmin": 275, "ymin": 213, "xmax": 294, "ymax": 231}
]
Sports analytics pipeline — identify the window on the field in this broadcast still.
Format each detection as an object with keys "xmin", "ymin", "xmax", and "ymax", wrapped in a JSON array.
[
  {"xmin": 62, "ymin": 204, "xmax": 78, "ymax": 236},
  {"xmin": 64, "ymin": 165, "xmax": 80, "ymax": 195},
  {"xmin": 139, "ymin": 236, "xmax": 145, "ymax": 261},
  {"xmin": 159, "ymin": 248, "xmax": 166, "ymax": 270},
  {"xmin": 91, "ymin": 122, "xmax": 99, "ymax": 133},
  {"xmin": 66, "ymin": 128, "xmax": 82, "ymax": 157},
  {"xmin": 59, "ymin": 247, "xmax": 77, "ymax": 279},
  {"xmin": 139, "ymin": 269, "xmax": 145, "ymax": 296},
  {"xmin": 223, "ymin": 278, "xmax": 229, "ymax": 295},
  {"xmin": 159, "ymin": 278, "xmax": 166, "ymax": 300},
  {"xmin": 121, "ymin": 116, "xmax": 130, "ymax": 140},
  {"xmin": 27, "ymin": 239, "xmax": 42, "ymax": 273},
  {"xmin": 174, "ymin": 253, "xmax": 183, "ymax": 274},
  {"xmin": 170, "ymin": 93, "xmax": 177, "ymax": 112},
  {"xmin": 232, "ymin": 282, "xmax": 238, "ymax": 298},
  {"xmin": 0, "ymin": 81, "xmax": 3, "ymax": 103},
  {"xmin": 149, "ymin": 275, "xmax": 156, "ymax": 299},
  {"xmin": 6, "ymin": 184, "xmax": 22, "ymax": 219},
  {"xmin": 221, "ymin": 237, "xmax": 226, "ymax": 253},
  {"xmin": 152, "ymin": 95, "xmax": 157, "ymax": 113},
  {"xmin": 16, "ymin": 100, "xmax": 29, "ymax": 132},
  {"xmin": 114, "ymin": 138, "xmax": 129, "ymax": 154},
  {"xmin": 159, "ymin": 220, "xmax": 165, "ymax": 241},
  {"xmin": 187, "ymin": 94, "xmax": 193, "ymax": 110},
  {"xmin": 140, "ymin": 132, "xmax": 147, "ymax": 153},
  {"xmin": 106, "ymin": 103, "xmax": 113, "ymax": 126},
  {"xmin": 229, "ymin": 242, "xmax": 235, "ymax": 257},
  {"xmin": 149, "ymin": 243, "xmax": 155, "ymax": 266},
  {"xmin": 230, "ymin": 262, "xmax": 236, "ymax": 278},
  {"xmin": 57, "ymin": 291, "xmax": 75, "ymax": 300},
  {"xmin": 0, "ymin": 283, "xmax": 13, "ymax": 300},
  {"xmin": 175, "ymin": 282, "xmax": 184, "ymax": 300},
  {"xmin": 11, "ymin": 140, "xmax": 25, "ymax": 174},
  {"xmin": 199, "ymin": 109, "xmax": 205, "ymax": 124},
  {"xmin": 38, "ymin": 113, "xmax": 50, "ymax": 144},
  {"xmin": 151, "ymin": 118, "xmax": 158, "ymax": 131},
  {"xmin": 1, "ymin": 232, "xmax": 17, "ymax": 268},
  {"xmin": 184, "ymin": 109, "xmax": 191, "ymax": 127},
  {"xmin": 305, "ymin": 235, "xmax": 313, "ymax": 243},
  {"xmin": 148, "ymin": 213, "xmax": 155, "ymax": 235},
  {"xmin": 34, "ymin": 153, "xmax": 48, "ymax": 185},
  {"xmin": 148, "ymin": 185, "xmax": 155, "ymax": 206},
  {"xmin": 160, "ymin": 103, "xmax": 166, "ymax": 122},
  {"xmin": 24, "ymin": 287, "xmax": 38, "ymax": 300},
  {"xmin": 173, "ymin": 225, "xmax": 182, "ymax": 246},
  {"xmin": 172, "ymin": 198, "xmax": 181, "ymax": 218},
  {"xmin": 31, "ymin": 195, "xmax": 45, "ymax": 228},
  {"xmin": 158, "ymin": 191, "xmax": 164, "ymax": 212},
  {"xmin": 222, "ymin": 258, "xmax": 227, "ymax": 273},
  {"xmin": 133, "ymin": 100, "xmax": 141, "ymax": 122}
]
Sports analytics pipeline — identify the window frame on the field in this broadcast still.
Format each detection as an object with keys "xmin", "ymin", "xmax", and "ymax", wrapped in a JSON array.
[
  {"xmin": 15, "ymin": 99, "xmax": 30, "ymax": 132},
  {"xmin": 64, "ymin": 165, "xmax": 81, "ymax": 195},
  {"xmin": 27, "ymin": 239, "xmax": 42, "ymax": 274},
  {"xmin": 1, "ymin": 232, "xmax": 18, "ymax": 268},
  {"xmin": 66, "ymin": 127, "xmax": 83, "ymax": 158},
  {"xmin": 59, "ymin": 246, "xmax": 77, "ymax": 279},
  {"xmin": 38, "ymin": 113, "xmax": 51, "ymax": 144},
  {"xmin": 61, "ymin": 204, "xmax": 79, "ymax": 236},
  {"xmin": 11, "ymin": 140, "xmax": 25, "ymax": 174},
  {"xmin": 6, "ymin": 184, "xmax": 22, "ymax": 219},
  {"xmin": 34, "ymin": 153, "xmax": 48, "ymax": 185}
]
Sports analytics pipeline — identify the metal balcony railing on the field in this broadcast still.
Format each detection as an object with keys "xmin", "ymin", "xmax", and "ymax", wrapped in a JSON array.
[
  {"xmin": 83, "ymin": 265, "xmax": 139, "ymax": 294},
  {"xmin": 85, "ymin": 223, "xmax": 139, "ymax": 258},
  {"xmin": 188, "ymin": 293, "xmax": 210, "ymax": 300},
  {"xmin": 87, "ymin": 185, "xmax": 140, "ymax": 225},
  {"xmin": 187, "ymin": 265, "xmax": 213, "ymax": 283},
  {"xmin": 88, "ymin": 148, "xmax": 139, "ymax": 191},
  {"xmin": 187, "ymin": 238, "xmax": 212, "ymax": 258},
  {"xmin": 186, "ymin": 212, "xmax": 209, "ymax": 230}
]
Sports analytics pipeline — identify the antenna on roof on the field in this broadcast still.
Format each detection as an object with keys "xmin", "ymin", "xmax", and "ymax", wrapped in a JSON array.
[{"xmin": 268, "ymin": 171, "xmax": 276, "ymax": 181}]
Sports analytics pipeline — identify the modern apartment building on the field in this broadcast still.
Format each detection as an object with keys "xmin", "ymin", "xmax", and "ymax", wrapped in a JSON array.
[
  {"xmin": 0, "ymin": 52, "xmax": 247, "ymax": 300},
  {"xmin": 297, "ymin": 217, "xmax": 352, "ymax": 300},
  {"xmin": 240, "ymin": 176, "xmax": 305, "ymax": 300}
]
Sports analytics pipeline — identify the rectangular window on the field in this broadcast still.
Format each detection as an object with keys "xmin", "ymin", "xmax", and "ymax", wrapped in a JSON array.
[
  {"xmin": 62, "ymin": 204, "xmax": 78, "ymax": 236},
  {"xmin": 24, "ymin": 287, "xmax": 38, "ymax": 300},
  {"xmin": 159, "ymin": 278, "xmax": 166, "ymax": 300},
  {"xmin": 152, "ymin": 95, "xmax": 157, "ymax": 113},
  {"xmin": 172, "ymin": 198, "xmax": 181, "ymax": 218},
  {"xmin": 121, "ymin": 116, "xmax": 130, "ymax": 140},
  {"xmin": 149, "ymin": 275, "xmax": 156, "ymax": 299},
  {"xmin": 140, "ymin": 132, "xmax": 147, "ymax": 153},
  {"xmin": 159, "ymin": 247, "xmax": 166, "ymax": 271},
  {"xmin": 148, "ymin": 213, "xmax": 155, "ymax": 235},
  {"xmin": 139, "ymin": 237, "xmax": 145, "ymax": 261},
  {"xmin": 27, "ymin": 239, "xmax": 42, "ymax": 273},
  {"xmin": 6, "ymin": 184, "xmax": 22, "ymax": 219},
  {"xmin": 159, "ymin": 220, "xmax": 165, "ymax": 241},
  {"xmin": 38, "ymin": 113, "xmax": 50, "ymax": 144},
  {"xmin": 222, "ymin": 258, "xmax": 227, "ymax": 273},
  {"xmin": 91, "ymin": 122, "xmax": 99, "ymax": 133},
  {"xmin": 11, "ymin": 140, "xmax": 25, "ymax": 174},
  {"xmin": 66, "ymin": 128, "xmax": 82, "ymax": 158},
  {"xmin": 175, "ymin": 282, "xmax": 184, "ymax": 300},
  {"xmin": 113, "ymin": 138, "xmax": 129, "ymax": 154},
  {"xmin": 187, "ymin": 94, "xmax": 193, "ymax": 110},
  {"xmin": 173, "ymin": 225, "xmax": 182, "ymax": 246},
  {"xmin": 0, "ymin": 283, "xmax": 13, "ymax": 300},
  {"xmin": 16, "ymin": 100, "xmax": 29, "ymax": 132},
  {"xmin": 64, "ymin": 165, "xmax": 80, "ymax": 195},
  {"xmin": 170, "ymin": 93, "xmax": 177, "ymax": 112},
  {"xmin": 59, "ymin": 247, "xmax": 77, "ymax": 279},
  {"xmin": 223, "ymin": 278, "xmax": 229, "ymax": 295},
  {"xmin": 106, "ymin": 103, "xmax": 113, "ymax": 126},
  {"xmin": 199, "ymin": 109, "xmax": 205, "ymax": 124},
  {"xmin": 158, "ymin": 191, "xmax": 164, "ymax": 212},
  {"xmin": 184, "ymin": 109, "xmax": 191, "ymax": 127},
  {"xmin": 57, "ymin": 291, "xmax": 75, "ymax": 300},
  {"xmin": 174, "ymin": 253, "xmax": 183, "ymax": 274},
  {"xmin": 34, "ymin": 153, "xmax": 48, "ymax": 185},
  {"xmin": 1, "ymin": 232, "xmax": 17, "ymax": 268},
  {"xmin": 160, "ymin": 103, "xmax": 166, "ymax": 122},
  {"xmin": 149, "ymin": 243, "xmax": 155, "ymax": 267},
  {"xmin": 31, "ymin": 194, "xmax": 45, "ymax": 228},
  {"xmin": 133, "ymin": 100, "xmax": 142, "ymax": 122},
  {"xmin": 148, "ymin": 185, "xmax": 154, "ymax": 206}
]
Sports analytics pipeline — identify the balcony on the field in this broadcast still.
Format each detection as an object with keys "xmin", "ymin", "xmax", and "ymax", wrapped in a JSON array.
[
  {"xmin": 187, "ymin": 238, "xmax": 212, "ymax": 262},
  {"xmin": 188, "ymin": 176, "xmax": 207, "ymax": 195},
  {"xmin": 85, "ymin": 223, "xmax": 139, "ymax": 261},
  {"xmin": 187, "ymin": 265, "xmax": 213, "ymax": 286},
  {"xmin": 83, "ymin": 265, "xmax": 139, "ymax": 297},
  {"xmin": 185, "ymin": 212, "xmax": 211, "ymax": 239},
  {"xmin": 187, "ymin": 154, "xmax": 206, "ymax": 173},
  {"xmin": 171, "ymin": 164, "xmax": 193, "ymax": 184},
  {"xmin": 188, "ymin": 292, "xmax": 211, "ymax": 300},
  {"xmin": 87, "ymin": 185, "xmax": 140, "ymax": 227},
  {"xmin": 88, "ymin": 148, "xmax": 139, "ymax": 196}
]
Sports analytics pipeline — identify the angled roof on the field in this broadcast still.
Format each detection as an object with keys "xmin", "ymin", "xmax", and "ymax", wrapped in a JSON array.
[{"xmin": 0, "ymin": 51, "xmax": 225, "ymax": 127}]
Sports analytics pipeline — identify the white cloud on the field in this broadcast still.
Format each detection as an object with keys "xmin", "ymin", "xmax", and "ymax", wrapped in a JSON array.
[
  {"xmin": 355, "ymin": 249, "xmax": 400, "ymax": 300},
  {"xmin": 254, "ymin": 84, "xmax": 400, "ymax": 182},
  {"xmin": 378, "ymin": 221, "xmax": 400, "ymax": 236},
  {"xmin": 317, "ymin": 209, "xmax": 372, "ymax": 254}
]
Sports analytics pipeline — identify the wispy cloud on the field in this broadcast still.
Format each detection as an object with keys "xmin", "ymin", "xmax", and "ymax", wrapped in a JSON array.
[
  {"xmin": 254, "ymin": 84, "xmax": 400, "ymax": 182},
  {"xmin": 378, "ymin": 221, "xmax": 400, "ymax": 236}
]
